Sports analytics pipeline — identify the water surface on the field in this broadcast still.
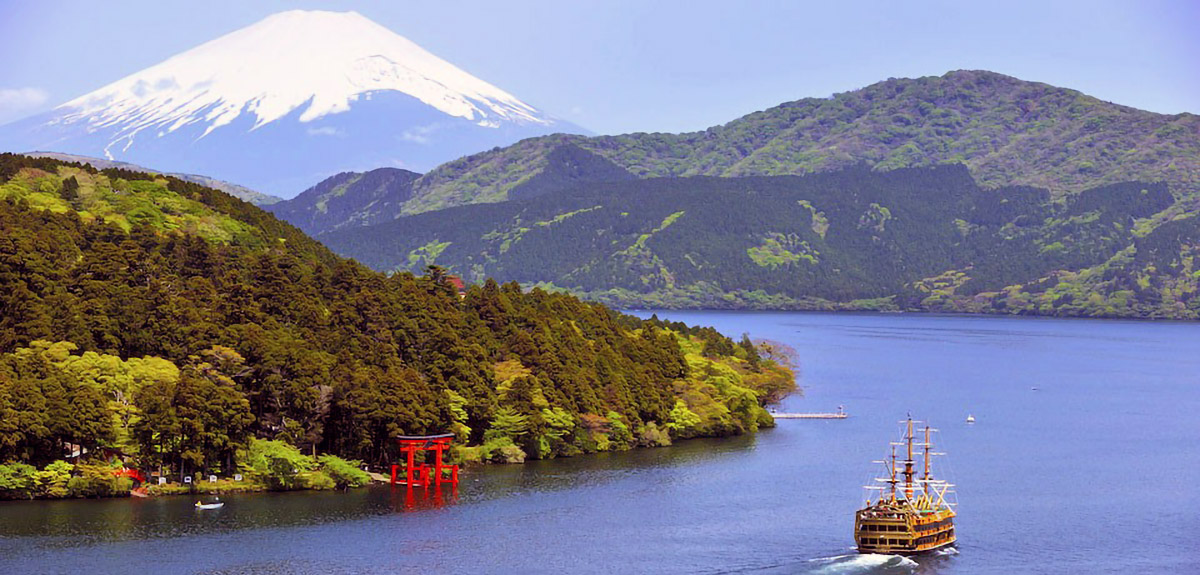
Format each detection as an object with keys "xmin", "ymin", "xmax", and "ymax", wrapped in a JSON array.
[{"xmin": 2, "ymin": 312, "xmax": 1197, "ymax": 574}]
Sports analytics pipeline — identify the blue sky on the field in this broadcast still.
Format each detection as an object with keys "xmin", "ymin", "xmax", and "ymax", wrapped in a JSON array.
[{"xmin": 0, "ymin": 0, "xmax": 1196, "ymax": 133}]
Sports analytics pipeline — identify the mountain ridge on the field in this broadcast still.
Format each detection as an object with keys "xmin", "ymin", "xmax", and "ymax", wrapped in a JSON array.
[
  {"xmin": 267, "ymin": 167, "xmax": 423, "ymax": 235},
  {"xmin": 393, "ymin": 70, "xmax": 1197, "ymax": 215}
]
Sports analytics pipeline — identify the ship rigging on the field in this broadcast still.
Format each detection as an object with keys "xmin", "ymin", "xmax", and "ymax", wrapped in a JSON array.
[{"xmin": 854, "ymin": 416, "xmax": 957, "ymax": 555}]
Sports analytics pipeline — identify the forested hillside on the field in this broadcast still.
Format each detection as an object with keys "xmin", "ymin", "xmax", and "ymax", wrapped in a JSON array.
[
  {"xmin": 25, "ymin": 151, "xmax": 283, "ymax": 206},
  {"xmin": 266, "ymin": 167, "xmax": 422, "ymax": 236},
  {"xmin": 0, "ymin": 154, "xmax": 793, "ymax": 489},
  {"xmin": 323, "ymin": 165, "xmax": 1200, "ymax": 319},
  {"xmin": 394, "ymin": 70, "xmax": 1197, "ymax": 215}
]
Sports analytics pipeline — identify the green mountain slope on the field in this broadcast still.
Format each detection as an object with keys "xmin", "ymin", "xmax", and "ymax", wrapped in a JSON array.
[
  {"xmin": 0, "ymin": 153, "xmax": 793, "ymax": 476},
  {"xmin": 322, "ymin": 165, "xmax": 1200, "ymax": 319},
  {"xmin": 266, "ymin": 167, "xmax": 422, "ymax": 236},
  {"xmin": 25, "ymin": 151, "xmax": 283, "ymax": 206},
  {"xmin": 398, "ymin": 70, "xmax": 1198, "ymax": 214}
]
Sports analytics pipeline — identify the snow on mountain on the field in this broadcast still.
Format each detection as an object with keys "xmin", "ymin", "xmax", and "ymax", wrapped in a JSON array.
[{"xmin": 0, "ymin": 10, "xmax": 581, "ymax": 196}]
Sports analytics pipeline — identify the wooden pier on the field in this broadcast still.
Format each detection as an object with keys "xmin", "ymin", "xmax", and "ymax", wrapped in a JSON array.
[
  {"xmin": 772, "ymin": 412, "xmax": 848, "ymax": 419},
  {"xmin": 770, "ymin": 406, "xmax": 848, "ymax": 419}
]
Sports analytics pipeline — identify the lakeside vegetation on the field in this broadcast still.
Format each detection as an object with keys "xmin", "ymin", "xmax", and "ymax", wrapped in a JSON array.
[
  {"xmin": 0, "ymin": 154, "xmax": 794, "ymax": 499},
  {"xmin": 0, "ymin": 439, "xmax": 370, "ymax": 500}
]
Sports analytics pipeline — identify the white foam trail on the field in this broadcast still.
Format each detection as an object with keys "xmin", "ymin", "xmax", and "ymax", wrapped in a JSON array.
[{"xmin": 806, "ymin": 553, "xmax": 918, "ymax": 574}]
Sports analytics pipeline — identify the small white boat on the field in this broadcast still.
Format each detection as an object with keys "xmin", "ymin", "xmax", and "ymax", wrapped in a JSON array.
[
  {"xmin": 195, "ymin": 501, "xmax": 224, "ymax": 510},
  {"xmin": 965, "ymin": 414, "xmax": 975, "ymax": 424}
]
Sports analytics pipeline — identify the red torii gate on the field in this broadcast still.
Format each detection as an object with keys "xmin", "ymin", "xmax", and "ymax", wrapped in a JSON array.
[{"xmin": 390, "ymin": 434, "xmax": 459, "ymax": 488}]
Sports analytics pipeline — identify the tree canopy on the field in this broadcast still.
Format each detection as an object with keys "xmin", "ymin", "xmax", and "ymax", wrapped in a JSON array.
[{"xmin": 0, "ymin": 154, "xmax": 794, "ymax": 478}]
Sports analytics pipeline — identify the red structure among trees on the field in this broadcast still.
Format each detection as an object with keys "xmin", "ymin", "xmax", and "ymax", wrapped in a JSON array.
[{"xmin": 390, "ymin": 434, "xmax": 459, "ymax": 488}]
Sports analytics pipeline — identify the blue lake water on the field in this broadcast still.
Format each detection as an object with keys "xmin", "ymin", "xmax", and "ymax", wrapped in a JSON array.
[{"xmin": 2, "ymin": 312, "xmax": 1197, "ymax": 574}]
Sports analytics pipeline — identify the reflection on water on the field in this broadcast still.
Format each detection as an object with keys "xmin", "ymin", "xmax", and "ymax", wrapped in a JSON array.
[
  {"xmin": 393, "ymin": 483, "xmax": 459, "ymax": 512},
  {"xmin": 3, "ymin": 312, "xmax": 1198, "ymax": 575}
]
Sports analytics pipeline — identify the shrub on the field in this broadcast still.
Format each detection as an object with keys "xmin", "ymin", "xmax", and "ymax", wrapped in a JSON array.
[
  {"xmin": 317, "ymin": 455, "xmax": 370, "ymax": 489},
  {"xmin": 67, "ymin": 464, "xmax": 131, "ymax": 498},
  {"xmin": 637, "ymin": 422, "xmax": 672, "ymax": 447},
  {"xmin": 493, "ymin": 441, "xmax": 527, "ymax": 464},
  {"xmin": 0, "ymin": 462, "xmax": 37, "ymax": 499},
  {"xmin": 146, "ymin": 483, "xmax": 193, "ymax": 496},
  {"xmin": 194, "ymin": 477, "xmax": 264, "ymax": 494},
  {"xmin": 245, "ymin": 439, "xmax": 315, "ymax": 490},
  {"xmin": 302, "ymin": 470, "xmax": 336, "ymax": 490},
  {"xmin": 465, "ymin": 437, "xmax": 526, "ymax": 464},
  {"xmin": 606, "ymin": 411, "xmax": 634, "ymax": 450},
  {"xmin": 35, "ymin": 460, "xmax": 74, "ymax": 498},
  {"xmin": 667, "ymin": 400, "xmax": 702, "ymax": 438}
]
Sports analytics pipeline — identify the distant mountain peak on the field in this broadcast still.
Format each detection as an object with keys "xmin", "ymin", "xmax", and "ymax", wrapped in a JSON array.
[
  {"xmin": 54, "ymin": 9, "xmax": 550, "ymax": 157},
  {"xmin": 1, "ymin": 9, "xmax": 580, "ymax": 195}
]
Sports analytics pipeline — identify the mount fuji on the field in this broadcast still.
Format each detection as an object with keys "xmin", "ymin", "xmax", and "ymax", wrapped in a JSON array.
[{"xmin": 0, "ymin": 10, "xmax": 583, "ymax": 196}]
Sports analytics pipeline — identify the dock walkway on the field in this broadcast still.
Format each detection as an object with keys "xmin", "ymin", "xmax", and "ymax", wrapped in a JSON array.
[
  {"xmin": 770, "ymin": 406, "xmax": 848, "ymax": 419},
  {"xmin": 771, "ymin": 412, "xmax": 848, "ymax": 419}
]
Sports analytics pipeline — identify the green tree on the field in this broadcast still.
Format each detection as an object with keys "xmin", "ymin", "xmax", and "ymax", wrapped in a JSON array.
[
  {"xmin": 245, "ymin": 438, "xmax": 314, "ymax": 490},
  {"xmin": 59, "ymin": 176, "xmax": 80, "ymax": 207}
]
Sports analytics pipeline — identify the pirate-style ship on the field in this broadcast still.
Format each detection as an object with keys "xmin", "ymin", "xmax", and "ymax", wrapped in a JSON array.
[{"xmin": 855, "ymin": 416, "xmax": 956, "ymax": 555}]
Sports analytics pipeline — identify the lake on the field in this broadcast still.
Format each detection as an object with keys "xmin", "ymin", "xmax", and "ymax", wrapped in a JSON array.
[{"xmin": 2, "ymin": 312, "xmax": 1197, "ymax": 574}]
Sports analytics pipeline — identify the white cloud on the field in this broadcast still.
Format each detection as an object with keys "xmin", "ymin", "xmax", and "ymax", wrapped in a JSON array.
[
  {"xmin": 0, "ymin": 87, "xmax": 49, "ymax": 123},
  {"xmin": 400, "ymin": 124, "xmax": 440, "ymax": 145}
]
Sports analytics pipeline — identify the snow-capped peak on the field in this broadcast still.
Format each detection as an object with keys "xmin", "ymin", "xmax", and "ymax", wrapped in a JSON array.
[{"xmin": 55, "ymin": 10, "xmax": 550, "ymax": 153}]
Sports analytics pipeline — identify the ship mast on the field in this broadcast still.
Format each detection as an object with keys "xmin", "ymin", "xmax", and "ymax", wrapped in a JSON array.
[
  {"xmin": 904, "ymin": 416, "xmax": 914, "ymax": 501},
  {"xmin": 889, "ymin": 444, "xmax": 898, "ymax": 501},
  {"xmin": 862, "ymin": 416, "xmax": 956, "ymax": 515},
  {"xmin": 923, "ymin": 424, "xmax": 932, "ymax": 500}
]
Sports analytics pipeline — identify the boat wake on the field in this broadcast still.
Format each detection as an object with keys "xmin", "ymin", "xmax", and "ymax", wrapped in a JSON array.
[{"xmin": 804, "ymin": 553, "xmax": 918, "ymax": 574}]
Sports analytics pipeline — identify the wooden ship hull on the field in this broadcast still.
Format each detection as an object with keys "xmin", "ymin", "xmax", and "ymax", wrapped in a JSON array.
[{"xmin": 854, "ymin": 506, "xmax": 955, "ymax": 555}]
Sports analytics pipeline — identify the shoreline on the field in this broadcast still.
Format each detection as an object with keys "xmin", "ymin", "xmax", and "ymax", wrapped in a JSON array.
[
  {"xmin": 624, "ymin": 307, "xmax": 1200, "ymax": 324},
  {"xmin": 0, "ymin": 421, "xmax": 786, "ymax": 503}
]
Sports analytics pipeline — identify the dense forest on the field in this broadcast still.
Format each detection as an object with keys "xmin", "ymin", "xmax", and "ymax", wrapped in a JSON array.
[
  {"xmin": 266, "ymin": 167, "xmax": 422, "ymax": 236},
  {"xmin": 0, "ymin": 154, "xmax": 794, "ymax": 497},
  {"xmin": 323, "ymin": 164, "xmax": 1200, "ymax": 319}
]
